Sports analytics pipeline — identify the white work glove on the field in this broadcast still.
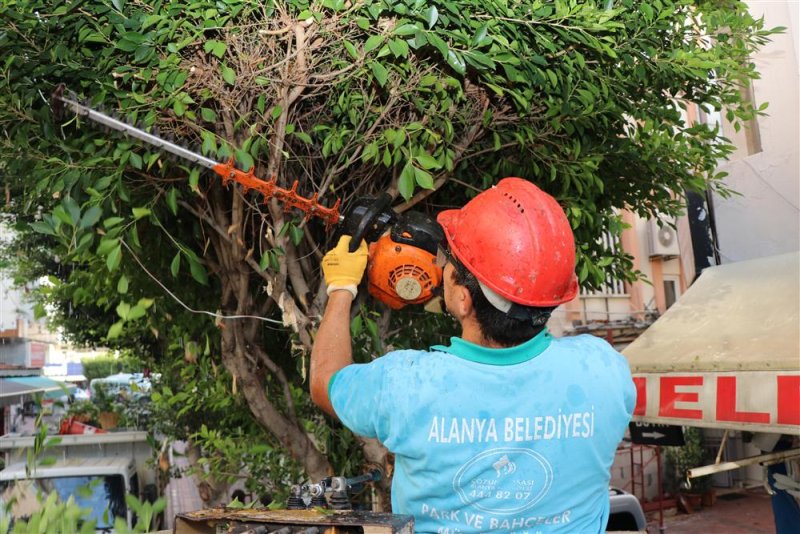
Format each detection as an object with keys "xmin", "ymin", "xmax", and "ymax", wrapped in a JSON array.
[{"xmin": 321, "ymin": 235, "xmax": 368, "ymax": 299}]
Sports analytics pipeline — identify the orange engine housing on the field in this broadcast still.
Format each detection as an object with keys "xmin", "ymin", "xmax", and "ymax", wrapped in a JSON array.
[{"xmin": 366, "ymin": 233, "xmax": 443, "ymax": 309}]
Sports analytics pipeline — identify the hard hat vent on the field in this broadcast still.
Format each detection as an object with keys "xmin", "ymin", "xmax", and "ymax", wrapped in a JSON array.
[{"xmin": 502, "ymin": 191, "xmax": 525, "ymax": 214}]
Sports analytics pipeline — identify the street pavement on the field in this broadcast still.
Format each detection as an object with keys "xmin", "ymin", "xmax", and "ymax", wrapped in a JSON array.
[
  {"xmin": 646, "ymin": 487, "xmax": 775, "ymax": 533},
  {"xmin": 164, "ymin": 441, "xmax": 204, "ymax": 529}
]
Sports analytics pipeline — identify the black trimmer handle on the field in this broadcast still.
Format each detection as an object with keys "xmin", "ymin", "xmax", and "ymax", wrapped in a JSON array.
[{"xmin": 340, "ymin": 193, "xmax": 396, "ymax": 252}]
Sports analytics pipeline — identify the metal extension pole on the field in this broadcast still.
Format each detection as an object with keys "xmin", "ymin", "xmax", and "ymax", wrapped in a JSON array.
[{"xmin": 689, "ymin": 447, "xmax": 800, "ymax": 479}]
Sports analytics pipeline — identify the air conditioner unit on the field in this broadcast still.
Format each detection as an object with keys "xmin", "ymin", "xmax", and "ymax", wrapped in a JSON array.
[{"xmin": 648, "ymin": 216, "xmax": 680, "ymax": 257}]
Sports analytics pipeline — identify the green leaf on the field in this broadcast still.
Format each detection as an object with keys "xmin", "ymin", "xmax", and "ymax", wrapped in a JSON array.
[
  {"xmin": 472, "ymin": 23, "xmax": 489, "ymax": 47},
  {"xmin": 53, "ymin": 205, "xmax": 72, "ymax": 226},
  {"xmin": 370, "ymin": 61, "xmax": 389, "ymax": 86},
  {"xmin": 289, "ymin": 225, "xmax": 304, "ymax": 246},
  {"xmin": 188, "ymin": 257, "xmax": 209, "ymax": 285},
  {"xmin": 344, "ymin": 41, "xmax": 358, "ymax": 59},
  {"xmin": 37, "ymin": 456, "xmax": 57, "ymax": 467},
  {"xmin": 393, "ymin": 23, "xmax": 420, "ymax": 36},
  {"xmin": 269, "ymin": 250, "xmax": 280, "ymax": 270},
  {"xmin": 98, "ymin": 238, "xmax": 120, "ymax": 255},
  {"xmin": 415, "ymin": 153, "xmax": 440, "ymax": 170},
  {"xmin": 388, "ymin": 38, "xmax": 409, "ymax": 58},
  {"xmin": 106, "ymin": 245, "xmax": 122, "ymax": 272},
  {"xmin": 30, "ymin": 221, "xmax": 55, "ymax": 236},
  {"xmin": 446, "ymin": 50, "xmax": 466, "ymax": 75},
  {"xmin": 170, "ymin": 253, "xmax": 181, "ymax": 277},
  {"xmin": 365, "ymin": 316, "xmax": 379, "ymax": 338},
  {"xmin": 413, "ymin": 167, "xmax": 434, "ymax": 189},
  {"xmin": 259, "ymin": 251, "xmax": 271, "ymax": 271},
  {"xmin": 640, "ymin": 3, "xmax": 653, "ymax": 21},
  {"xmin": 398, "ymin": 162, "xmax": 415, "ymax": 200},
  {"xmin": 204, "ymin": 40, "xmax": 226, "ymax": 58},
  {"xmin": 116, "ymin": 39, "xmax": 137, "ymax": 52},
  {"xmin": 127, "ymin": 305, "xmax": 146, "ymax": 321},
  {"xmin": 64, "ymin": 197, "xmax": 81, "ymax": 226},
  {"xmin": 361, "ymin": 141, "xmax": 379, "ymax": 162},
  {"xmin": 423, "ymin": 6, "xmax": 438, "ymax": 29},
  {"xmin": 294, "ymin": 131, "xmax": 312, "ymax": 144},
  {"xmin": 465, "ymin": 50, "xmax": 495, "ymax": 69},
  {"xmin": 201, "ymin": 108, "xmax": 217, "ymax": 122},
  {"xmin": 103, "ymin": 217, "xmax": 125, "ymax": 229},
  {"xmin": 173, "ymin": 100, "xmax": 185, "ymax": 116},
  {"xmin": 166, "ymin": 188, "xmax": 178, "ymax": 215},
  {"xmin": 33, "ymin": 303, "xmax": 47, "ymax": 320},
  {"xmin": 129, "ymin": 151, "xmax": 143, "ymax": 169},
  {"xmin": 221, "ymin": 64, "xmax": 236, "ymax": 85},
  {"xmin": 426, "ymin": 32, "xmax": 448, "ymax": 56},
  {"xmin": 132, "ymin": 207, "xmax": 151, "ymax": 220},
  {"xmin": 236, "ymin": 149, "xmax": 255, "ymax": 171},
  {"xmin": 116, "ymin": 301, "xmax": 131, "ymax": 319},
  {"xmin": 80, "ymin": 206, "xmax": 103, "ymax": 229},
  {"xmin": 117, "ymin": 275, "xmax": 129, "ymax": 294},
  {"xmin": 201, "ymin": 131, "xmax": 218, "ymax": 155},
  {"xmin": 107, "ymin": 321, "xmax": 124, "ymax": 339},
  {"xmin": 350, "ymin": 314, "xmax": 363, "ymax": 337},
  {"xmin": 364, "ymin": 35, "xmax": 383, "ymax": 53}
]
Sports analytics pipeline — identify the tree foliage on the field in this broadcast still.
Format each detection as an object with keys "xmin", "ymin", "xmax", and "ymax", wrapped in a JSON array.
[{"xmin": 0, "ymin": 0, "xmax": 777, "ymax": 505}]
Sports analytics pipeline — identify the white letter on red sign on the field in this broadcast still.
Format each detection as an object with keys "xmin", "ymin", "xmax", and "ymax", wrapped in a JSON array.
[{"xmin": 659, "ymin": 376, "xmax": 703, "ymax": 420}]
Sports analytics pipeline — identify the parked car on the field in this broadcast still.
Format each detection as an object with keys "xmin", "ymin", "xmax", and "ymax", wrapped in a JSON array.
[
  {"xmin": 0, "ymin": 431, "xmax": 163, "ymax": 531},
  {"xmin": 90, "ymin": 373, "xmax": 152, "ymax": 401},
  {"xmin": 607, "ymin": 486, "xmax": 647, "ymax": 532}
]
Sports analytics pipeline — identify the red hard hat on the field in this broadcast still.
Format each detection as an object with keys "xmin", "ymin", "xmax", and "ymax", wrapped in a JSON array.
[{"xmin": 437, "ymin": 177, "xmax": 579, "ymax": 307}]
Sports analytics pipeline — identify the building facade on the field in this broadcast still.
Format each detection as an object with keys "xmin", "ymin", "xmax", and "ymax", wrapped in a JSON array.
[{"xmin": 548, "ymin": 0, "xmax": 799, "ymax": 503}]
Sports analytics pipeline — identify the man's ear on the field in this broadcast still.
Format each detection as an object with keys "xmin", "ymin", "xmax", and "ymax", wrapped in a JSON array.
[{"xmin": 454, "ymin": 283, "xmax": 474, "ymax": 319}]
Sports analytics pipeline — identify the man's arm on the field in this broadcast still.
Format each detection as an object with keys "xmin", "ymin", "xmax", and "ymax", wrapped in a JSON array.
[
  {"xmin": 309, "ymin": 235, "xmax": 368, "ymax": 417},
  {"xmin": 310, "ymin": 290, "xmax": 355, "ymax": 416}
]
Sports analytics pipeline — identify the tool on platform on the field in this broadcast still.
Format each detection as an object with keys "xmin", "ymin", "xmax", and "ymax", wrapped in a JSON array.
[
  {"xmin": 287, "ymin": 469, "xmax": 383, "ymax": 511},
  {"xmin": 51, "ymin": 86, "xmax": 443, "ymax": 309}
]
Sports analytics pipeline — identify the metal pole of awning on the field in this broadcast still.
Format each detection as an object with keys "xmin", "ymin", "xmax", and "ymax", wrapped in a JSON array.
[{"xmin": 688, "ymin": 447, "xmax": 800, "ymax": 478}]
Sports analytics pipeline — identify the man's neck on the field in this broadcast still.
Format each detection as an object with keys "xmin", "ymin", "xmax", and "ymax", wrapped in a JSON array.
[{"xmin": 460, "ymin": 322, "xmax": 507, "ymax": 349}]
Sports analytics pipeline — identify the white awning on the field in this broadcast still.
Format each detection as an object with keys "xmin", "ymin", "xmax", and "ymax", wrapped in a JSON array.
[
  {"xmin": 623, "ymin": 252, "xmax": 800, "ymax": 434},
  {"xmin": 0, "ymin": 376, "xmax": 77, "ymax": 407}
]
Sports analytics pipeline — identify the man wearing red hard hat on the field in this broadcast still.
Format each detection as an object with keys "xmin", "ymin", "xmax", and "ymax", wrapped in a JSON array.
[{"xmin": 311, "ymin": 178, "xmax": 635, "ymax": 533}]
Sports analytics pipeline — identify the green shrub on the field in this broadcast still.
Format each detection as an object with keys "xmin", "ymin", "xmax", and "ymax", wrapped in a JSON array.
[
  {"xmin": 81, "ymin": 354, "xmax": 144, "ymax": 382},
  {"xmin": 664, "ymin": 426, "xmax": 712, "ymax": 494}
]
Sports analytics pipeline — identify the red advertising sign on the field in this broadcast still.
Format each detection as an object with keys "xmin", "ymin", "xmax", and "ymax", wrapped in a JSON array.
[
  {"xmin": 28, "ymin": 342, "xmax": 47, "ymax": 368},
  {"xmin": 632, "ymin": 372, "xmax": 800, "ymax": 434}
]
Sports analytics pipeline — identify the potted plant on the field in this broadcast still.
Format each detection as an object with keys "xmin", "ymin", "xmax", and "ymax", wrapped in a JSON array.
[
  {"xmin": 65, "ymin": 400, "xmax": 100, "ymax": 426},
  {"xmin": 664, "ymin": 426, "xmax": 714, "ymax": 512},
  {"xmin": 92, "ymin": 383, "xmax": 121, "ymax": 430}
]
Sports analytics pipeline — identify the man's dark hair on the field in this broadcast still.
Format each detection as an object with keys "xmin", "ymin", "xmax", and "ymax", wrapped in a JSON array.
[{"xmin": 450, "ymin": 255, "xmax": 555, "ymax": 347}]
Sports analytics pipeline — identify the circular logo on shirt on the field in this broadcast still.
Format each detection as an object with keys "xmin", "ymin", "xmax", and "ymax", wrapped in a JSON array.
[{"xmin": 452, "ymin": 447, "xmax": 553, "ymax": 515}]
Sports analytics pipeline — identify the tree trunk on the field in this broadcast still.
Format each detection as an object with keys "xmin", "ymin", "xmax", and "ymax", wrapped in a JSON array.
[
  {"xmin": 186, "ymin": 440, "xmax": 230, "ymax": 506},
  {"xmin": 219, "ymin": 320, "xmax": 332, "ymax": 481}
]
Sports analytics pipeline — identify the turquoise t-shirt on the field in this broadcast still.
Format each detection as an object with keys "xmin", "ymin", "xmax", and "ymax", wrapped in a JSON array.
[{"xmin": 329, "ymin": 330, "xmax": 636, "ymax": 533}]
